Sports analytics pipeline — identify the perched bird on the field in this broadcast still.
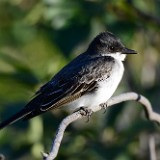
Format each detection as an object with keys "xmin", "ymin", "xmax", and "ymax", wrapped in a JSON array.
[{"xmin": 0, "ymin": 31, "xmax": 137, "ymax": 130}]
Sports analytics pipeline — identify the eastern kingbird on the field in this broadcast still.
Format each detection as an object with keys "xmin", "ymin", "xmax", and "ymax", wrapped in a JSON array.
[{"xmin": 0, "ymin": 31, "xmax": 137, "ymax": 129}]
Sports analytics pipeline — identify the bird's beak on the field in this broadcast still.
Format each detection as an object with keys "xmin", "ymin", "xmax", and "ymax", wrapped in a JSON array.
[{"xmin": 121, "ymin": 47, "xmax": 137, "ymax": 54}]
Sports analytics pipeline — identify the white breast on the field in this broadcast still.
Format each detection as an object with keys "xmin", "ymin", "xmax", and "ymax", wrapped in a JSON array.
[{"xmin": 66, "ymin": 58, "xmax": 124, "ymax": 112}]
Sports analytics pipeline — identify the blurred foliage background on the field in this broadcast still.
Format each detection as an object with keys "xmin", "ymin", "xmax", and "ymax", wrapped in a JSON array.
[{"xmin": 0, "ymin": 0, "xmax": 160, "ymax": 159}]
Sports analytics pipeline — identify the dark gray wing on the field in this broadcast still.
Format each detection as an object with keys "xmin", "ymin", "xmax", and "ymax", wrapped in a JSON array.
[{"xmin": 23, "ymin": 55, "xmax": 115, "ymax": 120}]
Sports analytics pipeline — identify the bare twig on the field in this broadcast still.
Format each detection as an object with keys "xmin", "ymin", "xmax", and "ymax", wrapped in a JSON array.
[
  {"xmin": 43, "ymin": 92, "xmax": 160, "ymax": 160},
  {"xmin": 149, "ymin": 134, "xmax": 157, "ymax": 160},
  {"xmin": 0, "ymin": 154, "xmax": 5, "ymax": 160}
]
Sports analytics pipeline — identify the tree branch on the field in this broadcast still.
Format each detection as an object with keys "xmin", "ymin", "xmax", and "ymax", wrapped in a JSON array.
[
  {"xmin": 43, "ymin": 92, "xmax": 160, "ymax": 160},
  {"xmin": 149, "ymin": 134, "xmax": 157, "ymax": 160},
  {"xmin": 0, "ymin": 154, "xmax": 5, "ymax": 160}
]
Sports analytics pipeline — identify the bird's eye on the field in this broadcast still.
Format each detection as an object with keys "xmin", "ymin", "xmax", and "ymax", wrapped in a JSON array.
[{"xmin": 109, "ymin": 46, "xmax": 115, "ymax": 52}]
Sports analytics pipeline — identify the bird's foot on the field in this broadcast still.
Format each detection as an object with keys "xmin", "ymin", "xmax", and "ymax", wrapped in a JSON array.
[
  {"xmin": 75, "ymin": 107, "xmax": 93, "ymax": 122},
  {"xmin": 100, "ymin": 103, "xmax": 108, "ymax": 113}
]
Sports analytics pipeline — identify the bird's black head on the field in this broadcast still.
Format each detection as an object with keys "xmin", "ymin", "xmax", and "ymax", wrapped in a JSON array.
[{"xmin": 87, "ymin": 31, "xmax": 137, "ymax": 61}]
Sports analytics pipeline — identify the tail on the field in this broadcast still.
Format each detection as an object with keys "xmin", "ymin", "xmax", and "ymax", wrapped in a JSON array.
[
  {"xmin": 0, "ymin": 94, "xmax": 45, "ymax": 130},
  {"xmin": 0, "ymin": 108, "xmax": 31, "ymax": 130}
]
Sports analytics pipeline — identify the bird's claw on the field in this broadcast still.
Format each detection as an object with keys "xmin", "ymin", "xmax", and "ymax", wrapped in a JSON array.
[
  {"xmin": 100, "ymin": 103, "xmax": 107, "ymax": 113},
  {"xmin": 76, "ymin": 107, "xmax": 93, "ymax": 122}
]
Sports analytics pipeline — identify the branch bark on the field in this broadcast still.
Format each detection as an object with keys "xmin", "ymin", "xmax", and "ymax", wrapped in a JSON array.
[
  {"xmin": 43, "ymin": 92, "xmax": 160, "ymax": 160},
  {"xmin": 149, "ymin": 134, "xmax": 157, "ymax": 160}
]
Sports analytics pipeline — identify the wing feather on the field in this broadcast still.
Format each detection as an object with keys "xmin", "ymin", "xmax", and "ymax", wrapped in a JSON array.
[{"xmin": 24, "ymin": 55, "xmax": 115, "ymax": 120}]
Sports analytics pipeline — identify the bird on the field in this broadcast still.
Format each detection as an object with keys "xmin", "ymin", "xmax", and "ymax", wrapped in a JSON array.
[{"xmin": 0, "ymin": 31, "xmax": 137, "ymax": 130}]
